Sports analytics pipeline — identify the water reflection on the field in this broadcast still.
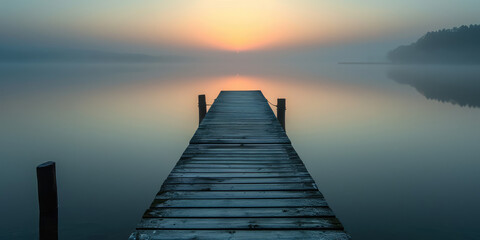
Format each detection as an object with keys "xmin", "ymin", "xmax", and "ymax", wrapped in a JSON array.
[
  {"xmin": 388, "ymin": 66, "xmax": 480, "ymax": 108},
  {"xmin": 1, "ymin": 63, "xmax": 480, "ymax": 240}
]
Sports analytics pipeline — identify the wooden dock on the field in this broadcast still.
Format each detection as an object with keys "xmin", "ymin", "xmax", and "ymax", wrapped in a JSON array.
[{"xmin": 130, "ymin": 91, "xmax": 350, "ymax": 240}]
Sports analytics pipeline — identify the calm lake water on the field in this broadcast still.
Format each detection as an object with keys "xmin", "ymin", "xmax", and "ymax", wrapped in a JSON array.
[{"xmin": 1, "ymin": 62, "xmax": 479, "ymax": 239}]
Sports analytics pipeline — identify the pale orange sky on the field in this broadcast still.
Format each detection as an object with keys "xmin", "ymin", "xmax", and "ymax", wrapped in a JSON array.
[
  {"xmin": 1, "ymin": 0, "xmax": 480, "ymax": 52},
  {"xmin": 101, "ymin": 0, "xmax": 410, "ymax": 52}
]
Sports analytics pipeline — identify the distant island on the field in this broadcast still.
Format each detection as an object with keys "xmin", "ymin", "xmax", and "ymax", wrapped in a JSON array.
[{"xmin": 388, "ymin": 24, "xmax": 480, "ymax": 64}]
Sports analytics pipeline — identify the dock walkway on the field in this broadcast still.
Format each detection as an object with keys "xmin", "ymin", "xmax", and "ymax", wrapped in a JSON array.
[{"xmin": 130, "ymin": 91, "xmax": 350, "ymax": 239}]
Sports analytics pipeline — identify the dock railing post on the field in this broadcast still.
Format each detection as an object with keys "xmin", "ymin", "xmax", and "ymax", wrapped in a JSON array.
[
  {"xmin": 37, "ymin": 161, "xmax": 58, "ymax": 240},
  {"xmin": 198, "ymin": 94, "xmax": 207, "ymax": 124},
  {"xmin": 277, "ymin": 98, "xmax": 286, "ymax": 131}
]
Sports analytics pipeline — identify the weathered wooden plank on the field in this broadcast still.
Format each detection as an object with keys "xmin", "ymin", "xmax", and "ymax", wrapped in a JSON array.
[
  {"xmin": 168, "ymin": 172, "xmax": 311, "ymax": 178},
  {"xmin": 185, "ymin": 143, "xmax": 292, "ymax": 147},
  {"xmin": 171, "ymin": 168, "xmax": 307, "ymax": 173},
  {"xmin": 183, "ymin": 157, "xmax": 294, "ymax": 160},
  {"xmin": 196, "ymin": 121, "xmax": 282, "ymax": 125},
  {"xmin": 138, "ymin": 217, "xmax": 343, "ymax": 230},
  {"xmin": 155, "ymin": 191, "xmax": 323, "ymax": 199},
  {"xmin": 181, "ymin": 158, "xmax": 296, "ymax": 162},
  {"xmin": 160, "ymin": 183, "xmax": 317, "ymax": 191},
  {"xmin": 180, "ymin": 158, "xmax": 297, "ymax": 161},
  {"xmin": 183, "ymin": 151, "xmax": 290, "ymax": 154},
  {"xmin": 176, "ymin": 164, "xmax": 304, "ymax": 168},
  {"xmin": 191, "ymin": 139, "xmax": 291, "ymax": 144},
  {"xmin": 182, "ymin": 155, "xmax": 296, "ymax": 159},
  {"xmin": 183, "ymin": 148, "xmax": 292, "ymax": 153},
  {"xmin": 197, "ymin": 125, "xmax": 284, "ymax": 129},
  {"xmin": 186, "ymin": 149, "xmax": 291, "ymax": 153},
  {"xmin": 177, "ymin": 160, "xmax": 302, "ymax": 165},
  {"xmin": 143, "ymin": 207, "xmax": 334, "ymax": 218},
  {"xmin": 175, "ymin": 164, "xmax": 304, "ymax": 168},
  {"xmin": 129, "ymin": 230, "xmax": 350, "ymax": 240},
  {"xmin": 150, "ymin": 198, "xmax": 328, "ymax": 208},
  {"xmin": 182, "ymin": 154, "xmax": 296, "ymax": 157},
  {"xmin": 184, "ymin": 149, "xmax": 293, "ymax": 152},
  {"xmin": 164, "ymin": 177, "xmax": 315, "ymax": 184},
  {"xmin": 183, "ymin": 153, "xmax": 297, "ymax": 157},
  {"xmin": 182, "ymin": 153, "xmax": 291, "ymax": 157},
  {"xmin": 184, "ymin": 147, "xmax": 289, "ymax": 151}
]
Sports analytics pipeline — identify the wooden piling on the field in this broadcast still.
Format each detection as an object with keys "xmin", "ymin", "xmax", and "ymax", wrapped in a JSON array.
[
  {"xmin": 37, "ymin": 161, "xmax": 58, "ymax": 240},
  {"xmin": 277, "ymin": 98, "xmax": 286, "ymax": 131},
  {"xmin": 198, "ymin": 94, "xmax": 207, "ymax": 124}
]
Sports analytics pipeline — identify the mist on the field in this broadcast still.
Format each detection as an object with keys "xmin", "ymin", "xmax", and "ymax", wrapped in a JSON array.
[{"xmin": 2, "ymin": 1, "xmax": 480, "ymax": 63}]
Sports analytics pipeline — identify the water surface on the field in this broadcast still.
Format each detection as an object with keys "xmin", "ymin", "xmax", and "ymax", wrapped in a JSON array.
[{"xmin": 1, "ymin": 62, "xmax": 479, "ymax": 239}]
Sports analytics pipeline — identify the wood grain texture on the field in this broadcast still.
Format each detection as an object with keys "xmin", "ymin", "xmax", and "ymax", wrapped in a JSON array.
[
  {"xmin": 131, "ymin": 91, "xmax": 350, "ymax": 239},
  {"xmin": 137, "ymin": 217, "xmax": 343, "ymax": 230},
  {"xmin": 144, "ymin": 207, "xmax": 334, "ymax": 218},
  {"xmin": 129, "ymin": 230, "xmax": 350, "ymax": 240}
]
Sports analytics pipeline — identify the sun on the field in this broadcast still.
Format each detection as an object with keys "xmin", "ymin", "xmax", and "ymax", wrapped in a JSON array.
[{"xmin": 180, "ymin": 1, "xmax": 296, "ymax": 52}]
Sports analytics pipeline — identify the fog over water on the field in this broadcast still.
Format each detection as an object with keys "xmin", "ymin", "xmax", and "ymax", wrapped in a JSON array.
[
  {"xmin": 1, "ymin": 62, "xmax": 479, "ymax": 239},
  {"xmin": 2, "ymin": 0, "xmax": 480, "ymax": 239},
  {"xmin": 388, "ymin": 65, "xmax": 480, "ymax": 107}
]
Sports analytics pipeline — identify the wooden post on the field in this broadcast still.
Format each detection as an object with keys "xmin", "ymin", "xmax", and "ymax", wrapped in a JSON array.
[
  {"xmin": 277, "ymin": 98, "xmax": 286, "ymax": 131},
  {"xmin": 37, "ymin": 161, "xmax": 58, "ymax": 240},
  {"xmin": 198, "ymin": 94, "xmax": 207, "ymax": 124}
]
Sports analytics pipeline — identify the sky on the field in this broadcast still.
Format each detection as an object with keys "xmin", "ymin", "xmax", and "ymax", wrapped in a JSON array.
[{"xmin": 1, "ymin": 0, "xmax": 479, "ymax": 60}]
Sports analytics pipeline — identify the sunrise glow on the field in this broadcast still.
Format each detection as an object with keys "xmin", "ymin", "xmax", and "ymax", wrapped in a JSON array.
[
  {"xmin": 164, "ymin": 0, "xmax": 303, "ymax": 51},
  {"xmin": 5, "ymin": 0, "xmax": 461, "ymax": 53}
]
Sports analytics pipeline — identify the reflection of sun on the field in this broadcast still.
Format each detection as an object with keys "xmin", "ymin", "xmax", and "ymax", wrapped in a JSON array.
[{"xmin": 208, "ymin": 75, "xmax": 263, "ymax": 90}]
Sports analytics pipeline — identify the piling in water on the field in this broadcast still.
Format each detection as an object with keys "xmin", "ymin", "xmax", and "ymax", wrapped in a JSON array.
[
  {"xmin": 277, "ymin": 98, "xmax": 286, "ymax": 131},
  {"xmin": 198, "ymin": 94, "xmax": 207, "ymax": 124},
  {"xmin": 37, "ymin": 161, "xmax": 58, "ymax": 240}
]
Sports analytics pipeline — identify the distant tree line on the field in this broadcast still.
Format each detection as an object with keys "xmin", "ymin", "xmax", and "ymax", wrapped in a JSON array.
[{"xmin": 388, "ymin": 24, "xmax": 480, "ymax": 64}]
